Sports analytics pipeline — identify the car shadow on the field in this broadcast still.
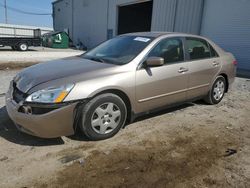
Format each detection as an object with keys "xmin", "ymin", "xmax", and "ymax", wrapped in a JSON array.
[
  {"xmin": 0, "ymin": 106, "xmax": 64, "ymax": 146},
  {"xmin": 0, "ymin": 101, "xmax": 206, "ymax": 144},
  {"xmin": 67, "ymin": 132, "xmax": 90, "ymax": 142},
  {"xmin": 70, "ymin": 102, "xmax": 198, "ymax": 142},
  {"xmin": 130, "ymin": 102, "xmax": 196, "ymax": 125}
]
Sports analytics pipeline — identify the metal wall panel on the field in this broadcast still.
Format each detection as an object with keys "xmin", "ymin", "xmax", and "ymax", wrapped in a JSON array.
[
  {"xmin": 53, "ymin": 0, "xmax": 73, "ymax": 38},
  {"xmin": 73, "ymin": 0, "xmax": 108, "ymax": 48},
  {"xmin": 53, "ymin": 0, "xmax": 108, "ymax": 48},
  {"xmin": 53, "ymin": 0, "xmax": 204, "ymax": 47},
  {"xmin": 151, "ymin": 0, "xmax": 203, "ymax": 34},
  {"xmin": 174, "ymin": 0, "xmax": 204, "ymax": 34},
  {"xmin": 201, "ymin": 0, "xmax": 250, "ymax": 71},
  {"xmin": 151, "ymin": 0, "xmax": 176, "ymax": 31}
]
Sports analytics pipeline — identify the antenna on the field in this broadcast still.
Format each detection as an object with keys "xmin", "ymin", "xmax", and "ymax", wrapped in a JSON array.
[{"xmin": 4, "ymin": 0, "xmax": 8, "ymax": 24}]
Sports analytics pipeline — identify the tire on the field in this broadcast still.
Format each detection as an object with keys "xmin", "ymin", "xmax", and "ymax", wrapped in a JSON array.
[
  {"xmin": 80, "ymin": 93, "xmax": 127, "ymax": 141},
  {"xmin": 204, "ymin": 76, "xmax": 226, "ymax": 105},
  {"xmin": 18, "ymin": 43, "xmax": 28, "ymax": 51},
  {"xmin": 11, "ymin": 46, "xmax": 18, "ymax": 51}
]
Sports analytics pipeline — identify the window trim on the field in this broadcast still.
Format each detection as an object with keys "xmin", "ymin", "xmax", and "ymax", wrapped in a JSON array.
[
  {"xmin": 137, "ymin": 36, "xmax": 186, "ymax": 70},
  {"xmin": 208, "ymin": 43, "xmax": 219, "ymax": 58}
]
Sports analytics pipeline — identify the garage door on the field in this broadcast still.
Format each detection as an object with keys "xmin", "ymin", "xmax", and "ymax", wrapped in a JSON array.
[
  {"xmin": 201, "ymin": 0, "xmax": 250, "ymax": 72},
  {"xmin": 117, "ymin": 1, "xmax": 153, "ymax": 35}
]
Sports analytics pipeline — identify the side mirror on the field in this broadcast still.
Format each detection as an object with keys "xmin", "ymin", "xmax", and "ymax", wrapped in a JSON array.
[{"xmin": 145, "ymin": 57, "xmax": 164, "ymax": 67}]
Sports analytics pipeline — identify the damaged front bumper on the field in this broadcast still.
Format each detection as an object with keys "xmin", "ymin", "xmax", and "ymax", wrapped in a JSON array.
[{"xmin": 5, "ymin": 82, "xmax": 79, "ymax": 138}]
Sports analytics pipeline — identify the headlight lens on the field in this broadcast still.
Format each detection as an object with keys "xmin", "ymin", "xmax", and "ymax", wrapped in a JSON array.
[{"xmin": 25, "ymin": 84, "xmax": 74, "ymax": 103}]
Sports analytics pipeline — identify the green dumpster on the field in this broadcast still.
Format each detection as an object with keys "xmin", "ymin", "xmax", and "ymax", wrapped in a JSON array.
[{"xmin": 42, "ymin": 31, "xmax": 69, "ymax": 49}]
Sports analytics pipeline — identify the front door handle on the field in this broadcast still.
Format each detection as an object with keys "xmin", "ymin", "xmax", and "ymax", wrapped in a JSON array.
[{"xmin": 178, "ymin": 67, "xmax": 189, "ymax": 73}]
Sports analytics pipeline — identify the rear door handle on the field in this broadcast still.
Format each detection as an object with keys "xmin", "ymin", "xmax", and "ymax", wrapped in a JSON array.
[
  {"xmin": 212, "ymin": 61, "xmax": 220, "ymax": 66},
  {"xmin": 178, "ymin": 67, "xmax": 189, "ymax": 73}
]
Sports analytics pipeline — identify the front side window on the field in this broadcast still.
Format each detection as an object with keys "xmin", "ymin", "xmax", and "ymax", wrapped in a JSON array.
[
  {"xmin": 82, "ymin": 36, "xmax": 154, "ymax": 65},
  {"xmin": 186, "ymin": 37, "xmax": 211, "ymax": 60},
  {"xmin": 148, "ymin": 38, "xmax": 184, "ymax": 64}
]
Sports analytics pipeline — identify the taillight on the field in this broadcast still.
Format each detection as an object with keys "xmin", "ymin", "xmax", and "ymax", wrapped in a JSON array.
[{"xmin": 233, "ymin": 60, "xmax": 237, "ymax": 66}]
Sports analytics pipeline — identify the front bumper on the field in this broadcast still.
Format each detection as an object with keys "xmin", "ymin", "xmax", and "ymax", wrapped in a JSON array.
[{"xmin": 5, "ymin": 86, "xmax": 77, "ymax": 138}]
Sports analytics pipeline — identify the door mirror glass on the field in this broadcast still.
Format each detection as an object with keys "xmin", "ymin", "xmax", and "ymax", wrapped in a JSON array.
[{"xmin": 145, "ymin": 57, "xmax": 164, "ymax": 67}]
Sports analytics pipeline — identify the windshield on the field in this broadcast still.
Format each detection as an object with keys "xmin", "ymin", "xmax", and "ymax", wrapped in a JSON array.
[{"xmin": 82, "ymin": 36, "xmax": 154, "ymax": 65}]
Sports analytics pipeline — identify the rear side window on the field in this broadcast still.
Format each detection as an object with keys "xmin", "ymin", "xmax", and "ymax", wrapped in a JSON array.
[
  {"xmin": 186, "ymin": 37, "xmax": 211, "ymax": 60},
  {"xmin": 209, "ymin": 43, "xmax": 219, "ymax": 58},
  {"xmin": 148, "ymin": 38, "xmax": 184, "ymax": 64}
]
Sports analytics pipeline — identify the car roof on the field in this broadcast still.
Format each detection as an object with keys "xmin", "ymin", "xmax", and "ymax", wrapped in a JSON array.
[
  {"xmin": 123, "ymin": 32, "xmax": 173, "ymax": 38},
  {"xmin": 123, "ymin": 32, "xmax": 205, "ymax": 39},
  {"xmin": 122, "ymin": 32, "xmax": 225, "ymax": 55}
]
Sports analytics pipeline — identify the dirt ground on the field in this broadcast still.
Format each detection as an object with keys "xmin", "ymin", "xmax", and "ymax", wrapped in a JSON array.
[{"xmin": 0, "ymin": 69, "xmax": 249, "ymax": 188}]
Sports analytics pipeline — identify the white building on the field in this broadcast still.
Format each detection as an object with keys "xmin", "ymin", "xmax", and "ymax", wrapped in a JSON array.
[{"xmin": 53, "ymin": 0, "xmax": 250, "ymax": 74}]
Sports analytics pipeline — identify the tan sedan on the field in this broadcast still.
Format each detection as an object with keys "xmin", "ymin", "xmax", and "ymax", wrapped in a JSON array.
[{"xmin": 6, "ymin": 32, "xmax": 237, "ymax": 140}]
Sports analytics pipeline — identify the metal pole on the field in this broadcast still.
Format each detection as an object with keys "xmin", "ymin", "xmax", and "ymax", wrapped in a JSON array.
[{"xmin": 4, "ymin": 0, "xmax": 8, "ymax": 24}]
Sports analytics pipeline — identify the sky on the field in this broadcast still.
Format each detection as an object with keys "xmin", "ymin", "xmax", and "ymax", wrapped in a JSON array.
[{"xmin": 0, "ymin": 0, "xmax": 54, "ymax": 28}]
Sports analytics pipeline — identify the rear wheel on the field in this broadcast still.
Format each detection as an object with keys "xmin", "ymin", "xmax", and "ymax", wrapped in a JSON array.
[
  {"xmin": 80, "ymin": 93, "xmax": 127, "ymax": 140},
  {"xmin": 204, "ymin": 76, "xmax": 226, "ymax": 105},
  {"xmin": 18, "ymin": 43, "xmax": 28, "ymax": 51}
]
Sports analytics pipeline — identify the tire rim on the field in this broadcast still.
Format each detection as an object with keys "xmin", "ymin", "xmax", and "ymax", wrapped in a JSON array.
[
  {"xmin": 20, "ymin": 44, "xmax": 27, "ymax": 51},
  {"xmin": 91, "ymin": 102, "xmax": 121, "ymax": 135},
  {"xmin": 213, "ymin": 80, "xmax": 225, "ymax": 101}
]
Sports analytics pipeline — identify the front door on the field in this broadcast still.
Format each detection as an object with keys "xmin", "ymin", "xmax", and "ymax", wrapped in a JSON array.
[{"xmin": 135, "ymin": 37, "xmax": 189, "ymax": 113}]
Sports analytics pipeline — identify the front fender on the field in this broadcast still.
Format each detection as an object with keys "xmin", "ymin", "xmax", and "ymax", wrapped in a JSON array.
[{"xmin": 64, "ymin": 72, "xmax": 135, "ymax": 104}]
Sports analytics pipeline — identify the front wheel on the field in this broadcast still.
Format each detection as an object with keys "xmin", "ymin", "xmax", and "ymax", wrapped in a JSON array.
[
  {"xmin": 204, "ymin": 76, "xmax": 226, "ymax": 105},
  {"xmin": 80, "ymin": 93, "xmax": 127, "ymax": 141}
]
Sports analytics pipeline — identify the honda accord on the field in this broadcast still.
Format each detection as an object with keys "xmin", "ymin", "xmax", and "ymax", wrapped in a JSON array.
[{"xmin": 6, "ymin": 32, "xmax": 237, "ymax": 140}]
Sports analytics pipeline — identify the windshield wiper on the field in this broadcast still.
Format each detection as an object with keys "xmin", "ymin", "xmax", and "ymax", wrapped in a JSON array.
[{"xmin": 89, "ymin": 57, "xmax": 106, "ymax": 63}]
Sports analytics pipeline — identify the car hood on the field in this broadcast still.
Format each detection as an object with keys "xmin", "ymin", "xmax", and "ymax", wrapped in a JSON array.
[{"xmin": 14, "ymin": 56, "xmax": 117, "ymax": 93}]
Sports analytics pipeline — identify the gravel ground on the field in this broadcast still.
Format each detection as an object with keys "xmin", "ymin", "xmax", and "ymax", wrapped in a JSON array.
[
  {"xmin": 0, "ymin": 70, "xmax": 17, "ymax": 106},
  {"xmin": 0, "ymin": 47, "xmax": 84, "ymax": 64},
  {"xmin": 0, "ymin": 69, "xmax": 250, "ymax": 188}
]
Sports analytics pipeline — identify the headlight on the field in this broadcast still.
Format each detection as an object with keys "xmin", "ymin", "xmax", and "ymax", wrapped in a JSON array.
[{"xmin": 25, "ymin": 84, "xmax": 74, "ymax": 103}]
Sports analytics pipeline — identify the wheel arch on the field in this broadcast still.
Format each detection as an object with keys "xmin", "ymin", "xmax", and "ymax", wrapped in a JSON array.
[
  {"xmin": 219, "ymin": 73, "xmax": 229, "ymax": 93},
  {"xmin": 73, "ymin": 88, "xmax": 133, "ymax": 135},
  {"xmin": 91, "ymin": 89, "xmax": 132, "ymax": 123}
]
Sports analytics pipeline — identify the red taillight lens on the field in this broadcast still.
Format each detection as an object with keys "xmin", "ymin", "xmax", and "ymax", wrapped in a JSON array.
[{"xmin": 233, "ymin": 60, "xmax": 238, "ymax": 66}]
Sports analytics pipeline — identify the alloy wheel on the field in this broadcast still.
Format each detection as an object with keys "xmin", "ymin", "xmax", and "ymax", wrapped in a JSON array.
[
  {"xmin": 213, "ymin": 80, "xmax": 225, "ymax": 101},
  {"xmin": 91, "ymin": 102, "xmax": 121, "ymax": 134}
]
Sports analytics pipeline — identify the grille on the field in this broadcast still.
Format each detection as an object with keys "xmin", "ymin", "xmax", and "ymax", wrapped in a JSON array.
[{"xmin": 12, "ymin": 83, "xmax": 27, "ymax": 103}]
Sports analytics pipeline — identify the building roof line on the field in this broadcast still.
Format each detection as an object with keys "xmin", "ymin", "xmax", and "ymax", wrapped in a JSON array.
[{"xmin": 52, "ymin": 0, "xmax": 64, "ymax": 5}]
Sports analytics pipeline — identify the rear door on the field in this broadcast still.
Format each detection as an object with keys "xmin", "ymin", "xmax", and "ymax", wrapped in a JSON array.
[
  {"xmin": 135, "ymin": 37, "xmax": 189, "ymax": 113},
  {"xmin": 185, "ymin": 37, "xmax": 221, "ymax": 99}
]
